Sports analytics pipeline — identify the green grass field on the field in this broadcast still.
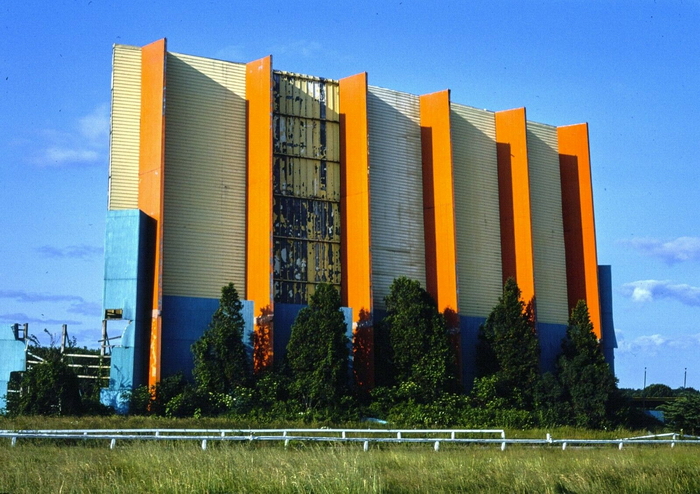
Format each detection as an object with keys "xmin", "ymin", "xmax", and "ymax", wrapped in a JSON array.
[{"xmin": 0, "ymin": 417, "xmax": 698, "ymax": 493}]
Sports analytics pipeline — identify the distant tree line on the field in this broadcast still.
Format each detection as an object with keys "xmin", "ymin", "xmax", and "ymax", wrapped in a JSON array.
[{"xmin": 6, "ymin": 278, "xmax": 697, "ymax": 433}]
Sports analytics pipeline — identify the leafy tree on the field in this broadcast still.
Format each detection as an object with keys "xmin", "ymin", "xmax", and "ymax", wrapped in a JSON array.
[
  {"xmin": 557, "ymin": 300, "xmax": 618, "ymax": 428},
  {"xmin": 192, "ymin": 283, "xmax": 251, "ymax": 395},
  {"xmin": 532, "ymin": 371, "xmax": 572, "ymax": 427},
  {"xmin": 285, "ymin": 283, "xmax": 350, "ymax": 411},
  {"xmin": 661, "ymin": 394, "xmax": 700, "ymax": 434},
  {"xmin": 375, "ymin": 277, "xmax": 456, "ymax": 401},
  {"xmin": 641, "ymin": 383, "xmax": 673, "ymax": 398},
  {"xmin": 6, "ymin": 348, "xmax": 82, "ymax": 416},
  {"xmin": 476, "ymin": 278, "xmax": 539, "ymax": 409}
]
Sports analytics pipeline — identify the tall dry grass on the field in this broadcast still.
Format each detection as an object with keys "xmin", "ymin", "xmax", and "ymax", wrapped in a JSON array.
[{"xmin": 0, "ymin": 438, "xmax": 698, "ymax": 493}]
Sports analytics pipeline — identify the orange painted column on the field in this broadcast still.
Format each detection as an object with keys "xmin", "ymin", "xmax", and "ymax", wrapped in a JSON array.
[
  {"xmin": 558, "ymin": 123, "xmax": 602, "ymax": 338},
  {"xmin": 246, "ymin": 56, "xmax": 274, "ymax": 371},
  {"xmin": 420, "ymin": 90, "xmax": 459, "ymax": 323},
  {"xmin": 420, "ymin": 90, "xmax": 461, "ymax": 381},
  {"xmin": 138, "ymin": 38, "xmax": 167, "ymax": 387},
  {"xmin": 495, "ymin": 108, "xmax": 536, "ymax": 305},
  {"xmin": 339, "ymin": 72, "xmax": 374, "ymax": 388}
]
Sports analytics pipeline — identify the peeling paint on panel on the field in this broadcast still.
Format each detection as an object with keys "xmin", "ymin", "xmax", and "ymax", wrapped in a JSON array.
[{"xmin": 273, "ymin": 71, "xmax": 341, "ymax": 304}]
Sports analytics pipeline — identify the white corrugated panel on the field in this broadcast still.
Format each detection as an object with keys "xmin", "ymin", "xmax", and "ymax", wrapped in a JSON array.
[
  {"xmin": 367, "ymin": 86, "xmax": 426, "ymax": 310},
  {"xmin": 450, "ymin": 103, "xmax": 502, "ymax": 317},
  {"xmin": 527, "ymin": 121, "xmax": 569, "ymax": 325},
  {"xmin": 108, "ymin": 44, "xmax": 141, "ymax": 210},
  {"xmin": 162, "ymin": 52, "xmax": 247, "ymax": 299}
]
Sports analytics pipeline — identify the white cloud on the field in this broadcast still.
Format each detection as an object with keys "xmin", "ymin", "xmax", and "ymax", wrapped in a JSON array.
[
  {"xmin": 28, "ymin": 103, "xmax": 109, "ymax": 167},
  {"xmin": 270, "ymin": 40, "xmax": 324, "ymax": 59},
  {"xmin": 0, "ymin": 312, "xmax": 82, "ymax": 325},
  {"xmin": 623, "ymin": 237, "xmax": 700, "ymax": 264},
  {"xmin": 0, "ymin": 290, "xmax": 100, "ymax": 318},
  {"xmin": 621, "ymin": 280, "xmax": 700, "ymax": 307},
  {"xmin": 215, "ymin": 45, "xmax": 247, "ymax": 62},
  {"xmin": 36, "ymin": 244, "xmax": 103, "ymax": 260},
  {"xmin": 78, "ymin": 103, "xmax": 110, "ymax": 142},
  {"xmin": 41, "ymin": 147, "xmax": 100, "ymax": 164},
  {"xmin": 615, "ymin": 330, "xmax": 700, "ymax": 356},
  {"xmin": 67, "ymin": 301, "xmax": 102, "ymax": 317}
]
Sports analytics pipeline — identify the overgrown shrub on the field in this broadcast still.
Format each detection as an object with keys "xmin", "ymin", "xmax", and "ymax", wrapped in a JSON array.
[
  {"xmin": 375, "ymin": 277, "xmax": 456, "ymax": 401},
  {"xmin": 286, "ymin": 284, "xmax": 350, "ymax": 411},
  {"xmin": 6, "ymin": 349, "xmax": 82, "ymax": 416}
]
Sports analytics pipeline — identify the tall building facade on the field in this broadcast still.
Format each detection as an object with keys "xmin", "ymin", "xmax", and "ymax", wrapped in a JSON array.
[{"xmin": 101, "ymin": 38, "xmax": 616, "ymax": 405}]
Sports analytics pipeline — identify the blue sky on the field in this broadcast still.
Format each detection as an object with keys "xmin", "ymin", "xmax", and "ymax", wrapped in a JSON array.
[{"xmin": 1, "ymin": 0, "xmax": 698, "ymax": 389}]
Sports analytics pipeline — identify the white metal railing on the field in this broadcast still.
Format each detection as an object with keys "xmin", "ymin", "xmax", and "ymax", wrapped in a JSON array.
[{"xmin": 0, "ymin": 428, "xmax": 698, "ymax": 451}]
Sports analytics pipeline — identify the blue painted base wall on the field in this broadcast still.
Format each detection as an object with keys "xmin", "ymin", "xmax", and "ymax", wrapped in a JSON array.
[
  {"xmin": 100, "ymin": 210, "xmax": 153, "ymax": 413},
  {"xmin": 599, "ymin": 265, "xmax": 617, "ymax": 375},
  {"xmin": 459, "ymin": 316, "xmax": 484, "ymax": 389},
  {"xmin": 538, "ymin": 322, "xmax": 568, "ymax": 374},
  {"xmin": 272, "ymin": 303, "xmax": 353, "ymax": 366},
  {"xmin": 0, "ymin": 326, "xmax": 27, "ymax": 411},
  {"xmin": 458, "ymin": 316, "xmax": 567, "ymax": 389},
  {"xmin": 160, "ymin": 296, "xmax": 254, "ymax": 379}
]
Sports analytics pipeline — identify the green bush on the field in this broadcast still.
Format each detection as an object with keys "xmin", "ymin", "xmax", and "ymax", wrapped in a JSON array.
[
  {"xmin": 661, "ymin": 394, "xmax": 700, "ymax": 434},
  {"xmin": 6, "ymin": 349, "xmax": 82, "ymax": 416}
]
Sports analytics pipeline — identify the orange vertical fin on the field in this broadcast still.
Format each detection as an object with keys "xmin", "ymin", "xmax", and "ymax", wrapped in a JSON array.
[
  {"xmin": 339, "ymin": 72, "xmax": 374, "ymax": 388},
  {"xmin": 495, "ymin": 108, "xmax": 536, "ymax": 305},
  {"xmin": 558, "ymin": 123, "xmax": 602, "ymax": 338},
  {"xmin": 420, "ymin": 90, "xmax": 459, "ymax": 323},
  {"xmin": 139, "ymin": 38, "xmax": 167, "ymax": 387},
  {"xmin": 246, "ymin": 56, "xmax": 274, "ymax": 371}
]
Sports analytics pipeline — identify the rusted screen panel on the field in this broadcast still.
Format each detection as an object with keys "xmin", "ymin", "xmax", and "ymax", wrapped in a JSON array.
[
  {"xmin": 527, "ymin": 121, "xmax": 569, "ymax": 325},
  {"xmin": 450, "ymin": 103, "xmax": 503, "ymax": 317},
  {"xmin": 272, "ymin": 71, "xmax": 341, "ymax": 304},
  {"xmin": 367, "ymin": 86, "xmax": 426, "ymax": 310},
  {"xmin": 162, "ymin": 52, "xmax": 247, "ymax": 298},
  {"xmin": 109, "ymin": 44, "xmax": 142, "ymax": 210}
]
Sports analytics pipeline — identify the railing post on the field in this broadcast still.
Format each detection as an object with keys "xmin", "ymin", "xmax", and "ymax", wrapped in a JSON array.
[
  {"xmin": 434, "ymin": 441, "xmax": 440, "ymax": 451},
  {"xmin": 202, "ymin": 439, "xmax": 207, "ymax": 451},
  {"xmin": 110, "ymin": 438, "xmax": 116, "ymax": 450},
  {"xmin": 363, "ymin": 441, "xmax": 369, "ymax": 452}
]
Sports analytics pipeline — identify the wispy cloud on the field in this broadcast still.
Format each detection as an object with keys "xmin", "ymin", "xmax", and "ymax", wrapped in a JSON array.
[
  {"xmin": 0, "ymin": 290, "xmax": 100, "ymax": 319},
  {"xmin": 0, "ymin": 290, "xmax": 83, "ymax": 304},
  {"xmin": 0, "ymin": 312, "xmax": 82, "ymax": 325},
  {"xmin": 78, "ymin": 104, "xmax": 110, "ymax": 142},
  {"xmin": 28, "ymin": 103, "xmax": 109, "ymax": 167},
  {"xmin": 621, "ymin": 280, "xmax": 700, "ymax": 307},
  {"xmin": 67, "ymin": 301, "xmax": 102, "ymax": 317},
  {"xmin": 215, "ymin": 44, "xmax": 247, "ymax": 62},
  {"xmin": 622, "ymin": 237, "xmax": 700, "ymax": 265},
  {"xmin": 36, "ymin": 244, "xmax": 103, "ymax": 260},
  {"xmin": 269, "ymin": 40, "xmax": 324, "ymax": 59},
  {"xmin": 616, "ymin": 330, "xmax": 700, "ymax": 357}
]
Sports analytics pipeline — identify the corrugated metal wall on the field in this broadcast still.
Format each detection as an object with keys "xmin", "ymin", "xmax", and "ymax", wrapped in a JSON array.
[
  {"xmin": 527, "ymin": 121, "xmax": 569, "ymax": 325},
  {"xmin": 450, "ymin": 103, "xmax": 502, "ymax": 317},
  {"xmin": 162, "ymin": 52, "xmax": 247, "ymax": 299},
  {"xmin": 367, "ymin": 86, "xmax": 426, "ymax": 310},
  {"xmin": 272, "ymin": 71, "xmax": 341, "ymax": 304},
  {"xmin": 109, "ymin": 44, "xmax": 141, "ymax": 210}
]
